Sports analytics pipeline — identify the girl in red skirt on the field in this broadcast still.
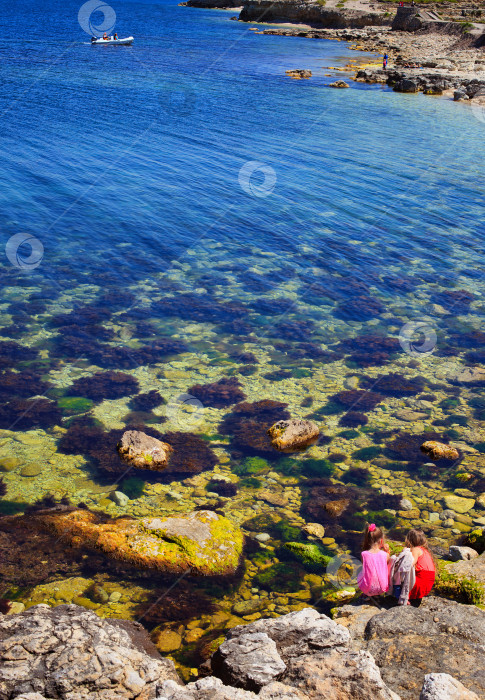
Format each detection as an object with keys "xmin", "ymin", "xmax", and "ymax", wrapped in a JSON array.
[{"xmin": 405, "ymin": 529, "xmax": 436, "ymax": 607}]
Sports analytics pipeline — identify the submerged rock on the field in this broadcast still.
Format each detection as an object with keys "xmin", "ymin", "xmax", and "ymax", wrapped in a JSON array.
[
  {"xmin": 420, "ymin": 441, "xmax": 459, "ymax": 462},
  {"xmin": 267, "ymin": 419, "xmax": 320, "ymax": 452},
  {"xmin": 0, "ymin": 603, "xmax": 181, "ymax": 699},
  {"xmin": 31, "ymin": 507, "xmax": 243, "ymax": 576},
  {"xmin": 117, "ymin": 429, "xmax": 173, "ymax": 470}
]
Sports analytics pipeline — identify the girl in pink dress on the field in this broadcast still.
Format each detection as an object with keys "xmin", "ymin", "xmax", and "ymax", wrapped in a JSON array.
[{"xmin": 357, "ymin": 523, "xmax": 390, "ymax": 597}]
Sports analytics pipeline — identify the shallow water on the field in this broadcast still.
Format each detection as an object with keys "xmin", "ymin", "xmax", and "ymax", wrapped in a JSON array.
[{"xmin": 0, "ymin": 0, "xmax": 484, "ymax": 675}]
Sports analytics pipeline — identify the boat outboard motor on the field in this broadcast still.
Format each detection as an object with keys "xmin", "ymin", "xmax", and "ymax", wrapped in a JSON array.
[{"xmin": 91, "ymin": 36, "xmax": 97, "ymax": 43}]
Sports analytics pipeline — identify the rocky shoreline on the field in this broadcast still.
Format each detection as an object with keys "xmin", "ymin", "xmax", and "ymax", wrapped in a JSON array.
[
  {"xmin": 181, "ymin": 0, "xmax": 485, "ymax": 107},
  {"xmin": 1, "ymin": 599, "xmax": 484, "ymax": 699}
]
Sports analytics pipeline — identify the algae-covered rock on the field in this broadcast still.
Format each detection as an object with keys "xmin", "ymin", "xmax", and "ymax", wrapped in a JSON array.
[
  {"xmin": 31, "ymin": 507, "xmax": 243, "ymax": 576},
  {"xmin": 285, "ymin": 542, "xmax": 332, "ymax": 571},
  {"xmin": 117, "ymin": 430, "xmax": 173, "ymax": 471},
  {"xmin": 154, "ymin": 628, "xmax": 183, "ymax": 653},
  {"xmin": 420, "ymin": 441, "xmax": 459, "ymax": 462},
  {"xmin": 267, "ymin": 419, "xmax": 320, "ymax": 452}
]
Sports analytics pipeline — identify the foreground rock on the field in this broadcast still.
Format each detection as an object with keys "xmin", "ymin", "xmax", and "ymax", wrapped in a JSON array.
[
  {"xmin": 117, "ymin": 430, "xmax": 173, "ymax": 471},
  {"xmin": 334, "ymin": 597, "xmax": 485, "ymax": 699},
  {"xmin": 420, "ymin": 440, "xmax": 460, "ymax": 461},
  {"xmin": 31, "ymin": 507, "xmax": 243, "ymax": 576},
  {"xmin": 267, "ymin": 419, "xmax": 319, "ymax": 451},
  {"xmin": 210, "ymin": 608, "xmax": 399, "ymax": 699},
  {"xmin": 420, "ymin": 673, "xmax": 480, "ymax": 700},
  {"xmin": 0, "ymin": 604, "xmax": 181, "ymax": 699}
]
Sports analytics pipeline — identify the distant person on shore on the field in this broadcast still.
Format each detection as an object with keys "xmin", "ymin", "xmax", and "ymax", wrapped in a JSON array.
[
  {"xmin": 383, "ymin": 53, "xmax": 388, "ymax": 70},
  {"xmin": 357, "ymin": 523, "xmax": 390, "ymax": 601},
  {"xmin": 406, "ymin": 529, "xmax": 436, "ymax": 607}
]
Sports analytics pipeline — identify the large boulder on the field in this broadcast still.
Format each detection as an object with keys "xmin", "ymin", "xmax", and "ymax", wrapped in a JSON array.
[
  {"xmin": 267, "ymin": 420, "xmax": 319, "ymax": 452},
  {"xmin": 117, "ymin": 429, "xmax": 173, "ymax": 470},
  {"xmin": 363, "ymin": 597, "xmax": 485, "ymax": 699},
  {"xmin": 31, "ymin": 507, "xmax": 243, "ymax": 576},
  {"xmin": 210, "ymin": 608, "xmax": 398, "ymax": 699},
  {"xmin": 0, "ymin": 604, "xmax": 181, "ymax": 699},
  {"xmin": 420, "ymin": 673, "xmax": 480, "ymax": 700}
]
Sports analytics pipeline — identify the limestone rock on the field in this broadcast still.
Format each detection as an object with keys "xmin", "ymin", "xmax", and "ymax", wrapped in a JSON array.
[
  {"xmin": 267, "ymin": 419, "xmax": 320, "ymax": 452},
  {"xmin": 211, "ymin": 632, "xmax": 287, "ymax": 692},
  {"xmin": 157, "ymin": 677, "xmax": 261, "ymax": 699},
  {"xmin": 446, "ymin": 552, "xmax": 485, "ymax": 586},
  {"xmin": 225, "ymin": 608, "xmax": 351, "ymax": 660},
  {"xmin": 0, "ymin": 604, "xmax": 181, "ymax": 699},
  {"xmin": 285, "ymin": 69, "xmax": 311, "ymax": 79},
  {"xmin": 117, "ymin": 429, "xmax": 173, "ymax": 471},
  {"xmin": 448, "ymin": 545, "xmax": 479, "ymax": 562},
  {"xmin": 363, "ymin": 597, "xmax": 485, "ymax": 699},
  {"xmin": 31, "ymin": 507, "xmax": 243, "ymax": 576},
  {"xmin": 328, "ymin": 80, "xmax": 350, "ymax": 88},
  {"xmin": 420, "ymin": 441, "xmax": 459, "ymax": 462},
  {"xmin": 211, "ymin": 608, "xmax": 396, "ymax": 700},
  {"xmin": 420, "ymin": 673, "xmax": 480, "ymax": 700},
  {"xmin": 443, "ymin": 494, "xmax": 475, "ymax": 514},
  {"xmin": 282, "ymin": 649, "xmax": 399, "ymax": 700}
]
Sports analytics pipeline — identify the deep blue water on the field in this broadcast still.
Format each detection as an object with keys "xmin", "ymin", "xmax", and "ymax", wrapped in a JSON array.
[{"xmin": 0, "ymin": 0, "xmax": 484, "ymax": 285}]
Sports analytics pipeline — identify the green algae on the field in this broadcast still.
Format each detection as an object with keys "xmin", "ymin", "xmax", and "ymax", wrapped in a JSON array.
[
  {"xmin": 301, "ymin": 458, "xmax": 334, "ymax": 478},
  {"xmin": 234, "ymin": 457, "xmax": 269, "ymax": 476},
  {"xmin": 57, "ymin": 396, "xmax": 94, "ymax": 415},
  {"xmin": 120, "ymin": 477, "xmax": 146, "ymax": 499},
  {"xmin": 352, "ymin": 446, "xmax": 381, "ymax": 460},
  {"xmin": 285, "ymin": 542, "xmax": 332, "ymax": 571},
  {"xmin": 435, "ymin": 561, "xmax": 485, "ymax": 606},
  {"xmin": 254, "ymin": 562, "xmax": 303, "ymax": 593}
]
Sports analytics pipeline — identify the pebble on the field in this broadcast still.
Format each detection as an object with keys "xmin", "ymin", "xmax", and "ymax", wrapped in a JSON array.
[
  {"xmin": 110, "ymin": 491, "xmax": 130, "ymax": 507},
  {"xmin": 255, "ymin": 533, "xmax": 271, "ymax": 543},
  {"xmin": 20, "ymin": 465, "xmax": 42, "ymax": 477},
  {"xmin": 109, "ymin": 591, "xmax": 122, "ymax": 603}
]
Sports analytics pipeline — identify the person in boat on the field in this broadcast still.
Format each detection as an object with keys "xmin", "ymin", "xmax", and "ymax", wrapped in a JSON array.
[
  {"xmin": 114, "ymin": 33, "xmax": 118, "ymax": 40},
  {"xmin": 103, "ymin": 32, "xmax": 109, "ymax": 40}
]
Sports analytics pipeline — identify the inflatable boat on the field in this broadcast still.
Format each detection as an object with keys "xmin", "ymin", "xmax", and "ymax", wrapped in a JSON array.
[{"xmin": 91, "ymin": 36, "xmax": 134, "ymax": 45}]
